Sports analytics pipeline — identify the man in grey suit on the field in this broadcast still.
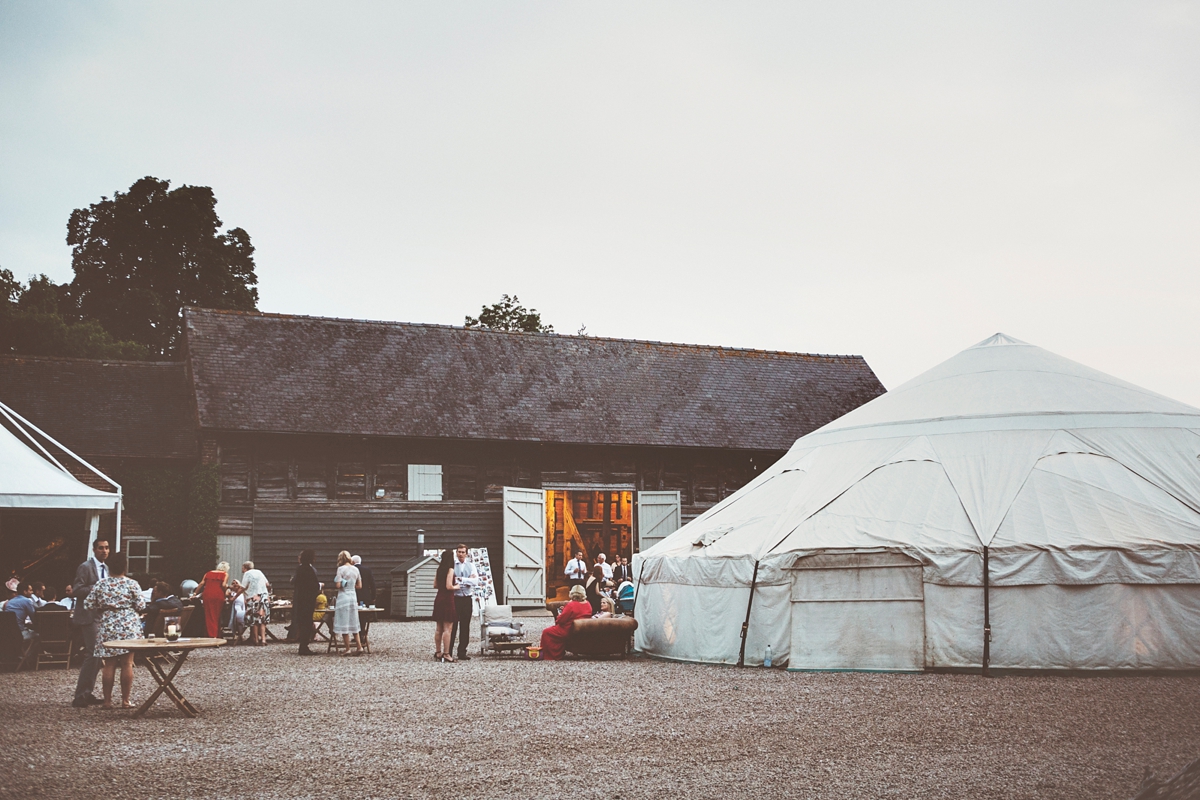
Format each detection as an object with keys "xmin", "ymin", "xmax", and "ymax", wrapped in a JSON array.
[{"xmin": 71, "ymin": 538, "xmax": 109, "ymax": 708}]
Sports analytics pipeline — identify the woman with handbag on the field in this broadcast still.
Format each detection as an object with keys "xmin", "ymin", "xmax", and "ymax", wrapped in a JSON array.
[{"xmin": 332, "ymin": 550, "xmax": 363, "ymax": 656}]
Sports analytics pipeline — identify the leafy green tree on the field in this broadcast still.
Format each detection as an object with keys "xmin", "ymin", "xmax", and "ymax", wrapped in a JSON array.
[
  {"xmin": 464, "ymin": 294, "xmax": 554, "ymax": 333},
  {"xmin": 0, "ymin": 268, "xmax": 151, "ymax": 360},
  {"xmin": 65, "ymin": 176, "xmax": 259, "ymax": 356}
]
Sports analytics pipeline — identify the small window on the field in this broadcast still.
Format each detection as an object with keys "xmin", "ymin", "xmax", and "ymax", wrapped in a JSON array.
[
  {"xmin": 408, "ymin": 465, "xmax": 443, "ymax": 501},
  {"xmin": 124, "ymin": 536, "xmax": 163, "ymax": 576}
]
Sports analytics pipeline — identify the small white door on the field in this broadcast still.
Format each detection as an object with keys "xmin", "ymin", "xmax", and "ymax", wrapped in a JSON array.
[
  {"xmin": 502, "ymin": 487, "xmax": 546, "ymax": 607},
  {"xmin": 637, "ymin": 491, "xmax": 681, "ymax": 553},
  {"xmin": 216, "ymin": 534, "xmax": 252, "ymax": 582}
]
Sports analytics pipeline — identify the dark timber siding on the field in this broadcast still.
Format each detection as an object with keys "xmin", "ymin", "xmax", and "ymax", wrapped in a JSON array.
[
  {"xmin": 215, "ymin": 433, "xmax": 775, "ymax": 530},
  {"xmin": 251, "ymin": 503, "xmax": 503, "ymax": 609}
]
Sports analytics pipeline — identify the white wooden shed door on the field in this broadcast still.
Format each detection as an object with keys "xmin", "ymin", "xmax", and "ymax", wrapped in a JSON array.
[
  {"xmin": 502, "ymin": 487, "xmax": 546, "ymax": 607},
  {"xmin": 637, "ymin": 491, "xmax": 681, "ymax": 553},
  {"xmin": 216, "ymin": 535, "xmax": 252, "ymax": 583}
]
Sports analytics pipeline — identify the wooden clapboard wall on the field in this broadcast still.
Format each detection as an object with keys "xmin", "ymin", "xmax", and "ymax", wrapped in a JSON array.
[{"xmin": 250, "ymin": 502, "xmax": 503, "ymax": 608}]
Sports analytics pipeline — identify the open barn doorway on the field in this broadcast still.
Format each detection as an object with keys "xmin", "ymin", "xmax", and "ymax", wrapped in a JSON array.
[{"xmin": 544, "ymin": 489, "xmax": 632, "ymax": 603}]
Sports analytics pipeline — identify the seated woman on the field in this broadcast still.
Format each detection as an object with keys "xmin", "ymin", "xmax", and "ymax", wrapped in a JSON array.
[
  {"xmin": 313, "ymin": 586, "xmax": 328, "ymax": 622},
  {"xmin": 593, "ymin": 596, "xmax": 615, "ymax": 618},
  {"xmin": 539, "ymin": 585, "xmax": 593, "ymax": 660}
]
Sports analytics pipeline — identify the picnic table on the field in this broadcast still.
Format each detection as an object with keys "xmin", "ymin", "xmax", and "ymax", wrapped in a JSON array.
[
  {"xmin": 319, "ymin": 606, "xmax": 384, "ymax": 654},
  {"xmin": 263, "ymin": 600, "xmax": 293, "ymax": 642},
  {"xmin": 104, "ymin": 637, "xmax": 225, "ymax": 718}
]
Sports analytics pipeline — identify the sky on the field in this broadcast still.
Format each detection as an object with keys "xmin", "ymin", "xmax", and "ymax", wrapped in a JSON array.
[{"xmin": 2, "ymin": 2, "xmax": 1198, "ymax": 403}]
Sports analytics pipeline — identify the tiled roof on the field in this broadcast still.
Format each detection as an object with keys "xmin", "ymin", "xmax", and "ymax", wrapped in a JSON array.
[
  {"xmin": 185, "ymin": 308, "xmax": 885, "ymax": 451},
  {"xmin": 0, "ymin": 356, "xmax": 197, "ymax": 460}
]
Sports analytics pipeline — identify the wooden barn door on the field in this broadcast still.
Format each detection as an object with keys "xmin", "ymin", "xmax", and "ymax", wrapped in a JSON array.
[
  {"xmin": 502, "ymin": 487, "xmax": 546, "ymax": 607},
  {"xmin": 636, "ymin": 491, "xmax": 681, "ymax": 553}
]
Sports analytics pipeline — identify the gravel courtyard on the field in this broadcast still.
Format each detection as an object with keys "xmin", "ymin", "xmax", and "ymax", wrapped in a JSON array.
[{"xmin": 1, "ymin": 618, "xmax": 1197, "ymax": 800}]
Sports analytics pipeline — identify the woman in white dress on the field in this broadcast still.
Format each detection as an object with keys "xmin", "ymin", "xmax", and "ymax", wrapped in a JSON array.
[{"xmin": 332, "ymin": 550, "xmax": 363, "ymax": 656}]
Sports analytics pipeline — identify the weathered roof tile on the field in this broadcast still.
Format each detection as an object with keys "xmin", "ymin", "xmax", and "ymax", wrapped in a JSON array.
[
  {"xmin": 184, "ymin": 308, "xmax": 885, "ymax": 450},
  {"xmin": 0, "ymin": 356, "xmax": 196, "ymax": 460}
]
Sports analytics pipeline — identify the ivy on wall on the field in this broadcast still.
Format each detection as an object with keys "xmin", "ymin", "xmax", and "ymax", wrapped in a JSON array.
[
  {"xmin": 119, "ymin": 464, "xmax": 218, "ymax": 585},
  {"xmin": 183, "ymin": 464, "xmax": 219, "ymax": 581}
]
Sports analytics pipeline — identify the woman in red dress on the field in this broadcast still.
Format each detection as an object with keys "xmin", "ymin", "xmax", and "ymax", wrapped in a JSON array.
[
  {"xmin": 200, "ymin": 561, "xmax": 230, "ymax": 638},
  {"xmin": 540, "ymin": 584, "xmax": 593, "ymax": 660}
]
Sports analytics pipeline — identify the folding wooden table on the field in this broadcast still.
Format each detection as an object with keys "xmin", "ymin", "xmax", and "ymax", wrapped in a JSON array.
[
  {"xmin": 103, "ymin": 637, "xmax": 225, "ymax": 718},
  {"xmin": 321, "ymin": 607, "xmax": 383, "ymax": 654}
]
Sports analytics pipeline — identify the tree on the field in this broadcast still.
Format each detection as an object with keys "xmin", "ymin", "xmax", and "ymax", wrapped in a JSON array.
[
  {"xmin": 64, "ymin": 176, "xmax": 259, "ymax": 356},
  {"xmin": 0, "ymin": 268, "xmax": 151, "ymax": 360},
  {"xmin": 464, "ymin": 294, "xmax": 554, "ymax": 333}
]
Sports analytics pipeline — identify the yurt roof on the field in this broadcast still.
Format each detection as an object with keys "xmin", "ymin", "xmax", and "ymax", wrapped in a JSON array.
[
  {"xmin": 807, "ymin": 333, "xmax": 1200, "ymax": 443},
  {"xmin": 643, "ymin": 335, "xmax": 1200, "ymax": 587}
]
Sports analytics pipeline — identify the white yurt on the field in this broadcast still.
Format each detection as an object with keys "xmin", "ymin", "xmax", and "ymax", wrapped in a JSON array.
[{"xmin": 633, "ymin": 334, "xmax": 1200, "ymax": 671}]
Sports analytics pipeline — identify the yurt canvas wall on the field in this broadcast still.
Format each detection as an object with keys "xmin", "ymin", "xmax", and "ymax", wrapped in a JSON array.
[{"xmin": 634, "ymin": 334, "xmax": 1200, "ymax": 671}]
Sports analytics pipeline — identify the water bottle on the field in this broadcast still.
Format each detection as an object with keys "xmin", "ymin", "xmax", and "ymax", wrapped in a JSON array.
[{"xmin": 764, "ymin": 645, "xmax": 772, "ymax": 668}]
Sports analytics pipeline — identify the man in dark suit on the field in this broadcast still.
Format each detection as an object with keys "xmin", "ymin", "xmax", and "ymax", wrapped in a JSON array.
[
  {"xmin": 351, "ymin": 555, "xmax": 375, "ymax": 606},
  {"xmin": 612, "ymin": 556, "xmax": 632, "ymax": 585},
  {"xmin": 71, "ymin": 538, "xmax": 109, "ymax": 708},
  {"xmin": 292, "ymin": 549, "xmax": 320, "ymax": 655}
]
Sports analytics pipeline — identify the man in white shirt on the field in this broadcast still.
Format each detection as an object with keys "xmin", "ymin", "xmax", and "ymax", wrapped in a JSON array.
[
  {"xmin": 565, "ymin": 550, "xmax": 587, "ymax": 587},
  {"xmin": 597, "ymin": 554, "xmax": 614, "ymax": 582},
  {"xmin": 449, "ymin": 544, "xmax": 477, "ymax": 661}
]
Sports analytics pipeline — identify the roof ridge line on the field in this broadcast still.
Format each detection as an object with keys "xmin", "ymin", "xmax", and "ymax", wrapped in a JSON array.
[
  {"xmin": 0, "ymin": 354, "xmax": 183, "ymax": 367},
  {"xmin": 183, "ymin": 307, "xmax": 865, "ymax": 361}
]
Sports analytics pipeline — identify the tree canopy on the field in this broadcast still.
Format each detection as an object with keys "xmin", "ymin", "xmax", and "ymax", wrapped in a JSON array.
[
  {"xmin": 0, "ymin": 268, "xmax": 150, "ymax": 360},
  {"xmin": 464, "ymin": 294, "xmax": 554, "ymax": 333},
  {"xmin": 64, "ymin": 176, "xmax": 259, "ymax": 356}
]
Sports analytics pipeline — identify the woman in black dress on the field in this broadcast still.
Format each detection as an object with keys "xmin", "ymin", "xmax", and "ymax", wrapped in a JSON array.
[
  {"xmin": 431, "ymin": 549, "xmax": 460, "ymax": 662},
  {"xmin": 584, "ymin": 564, "xmax": 604, "ymax": 615}
]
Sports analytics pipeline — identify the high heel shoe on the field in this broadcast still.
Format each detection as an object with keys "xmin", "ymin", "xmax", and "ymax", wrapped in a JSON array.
[
  {"xmin": 434, "ymin": 652, "xmax": 443, "ymax": 661},
  {"xmin": 441, "ymin": 655, "xmax": 457, "ymax": 663}
]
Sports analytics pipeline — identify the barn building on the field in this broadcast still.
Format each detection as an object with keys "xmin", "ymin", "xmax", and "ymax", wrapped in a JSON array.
[{"xmin": 2, "ymin": 308, "xmax": 885, "ymax": 608}]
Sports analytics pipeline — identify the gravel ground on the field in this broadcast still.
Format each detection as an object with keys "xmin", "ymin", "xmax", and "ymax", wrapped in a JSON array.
[{"xmin": 1, "ymin": 618, "xmax": 1197, "ymax": 800}]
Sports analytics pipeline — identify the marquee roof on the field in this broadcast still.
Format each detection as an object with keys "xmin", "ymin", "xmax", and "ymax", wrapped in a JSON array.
[{"xmin": 0, "ymin": 423, "xmax": 120, "ymax": 510}]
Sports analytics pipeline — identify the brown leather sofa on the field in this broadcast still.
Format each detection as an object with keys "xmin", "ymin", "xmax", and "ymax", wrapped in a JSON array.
[{"xmin": 544, "ymin": 603, "xmax": 638, "ymax": 657}]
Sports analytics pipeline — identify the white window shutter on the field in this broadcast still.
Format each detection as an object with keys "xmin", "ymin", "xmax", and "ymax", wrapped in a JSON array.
[{"xmin": 408, "ymin": 464, "xmax": 443, "ymax": 501}]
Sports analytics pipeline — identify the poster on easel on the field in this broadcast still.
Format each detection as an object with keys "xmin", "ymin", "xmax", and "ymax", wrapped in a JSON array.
[{"xmin": 468, "ymin": 547, "xmax": 496, "ymax": 613}]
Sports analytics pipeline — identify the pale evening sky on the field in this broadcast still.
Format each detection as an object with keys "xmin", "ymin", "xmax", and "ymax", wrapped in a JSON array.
[{"xmin": 2, "ymin": 2, "xmax": 1198, "ymax": 404}]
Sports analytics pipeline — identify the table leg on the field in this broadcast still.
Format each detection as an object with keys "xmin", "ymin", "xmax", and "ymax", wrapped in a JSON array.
[
  {"xmin": 133, "ymin": 651, "xmax": 198, "ymax": 718},
  {"xmin": 325, "ymin": 613, "xmax": 337, "ymax": 654},
  {"xmin": 150, "ymin": 654, "xmax": 197, "ymax": 716},
  {"xmin": 360, "ymin": 615, "xmax": 370, "ymax": 654}
]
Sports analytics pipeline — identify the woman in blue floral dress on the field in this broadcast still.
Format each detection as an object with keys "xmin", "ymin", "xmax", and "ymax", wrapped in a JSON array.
[{"xmin": 84, "ymin": 552, "xmax": 146, "ymax": 709}]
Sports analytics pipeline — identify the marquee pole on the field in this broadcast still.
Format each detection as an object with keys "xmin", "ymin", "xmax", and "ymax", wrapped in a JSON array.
[{"xmin": 736, "ymin": 560, "xmax": 760, "ymax": 668}]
